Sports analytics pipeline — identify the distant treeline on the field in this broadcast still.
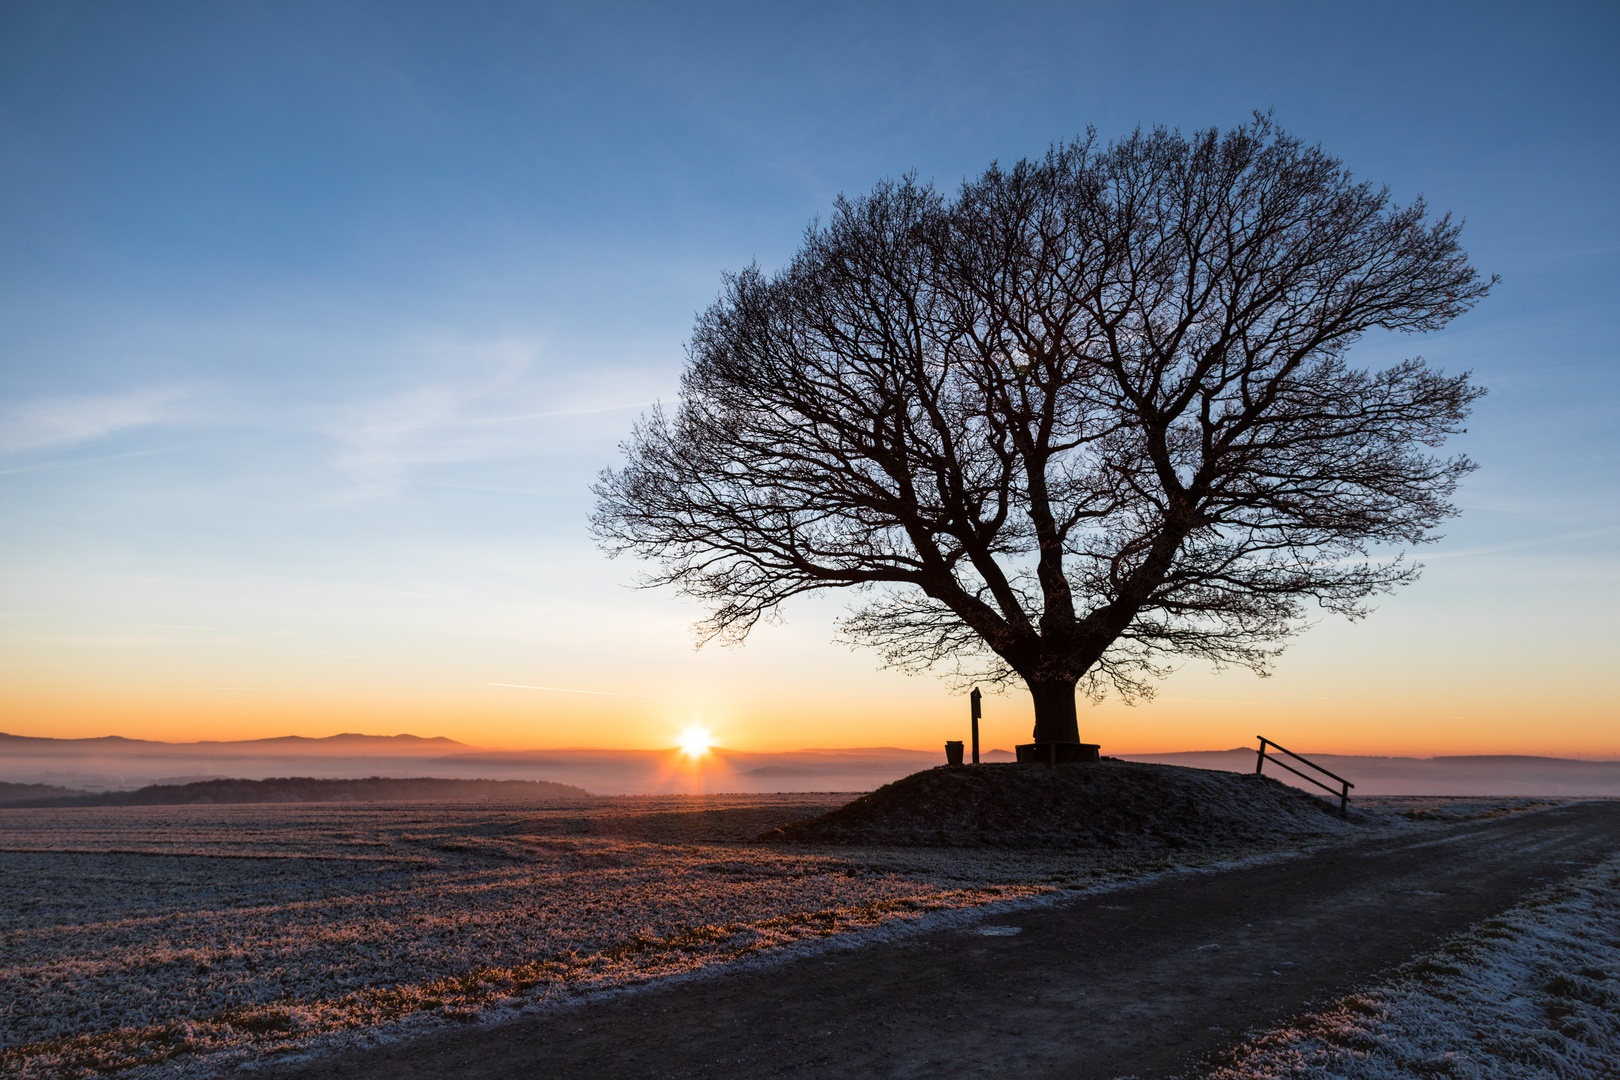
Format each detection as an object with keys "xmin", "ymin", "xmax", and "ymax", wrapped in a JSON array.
[{"xmin": 0, "ymin": 776, "xmax": 593, "ymax": 808}]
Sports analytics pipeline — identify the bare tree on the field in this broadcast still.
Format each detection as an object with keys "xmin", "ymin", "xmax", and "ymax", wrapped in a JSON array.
[{"xmin": 593, "ymin": 116, "xmax": 1493, "ymax": 752}]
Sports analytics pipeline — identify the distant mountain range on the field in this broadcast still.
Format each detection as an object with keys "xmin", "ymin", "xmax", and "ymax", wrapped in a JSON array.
[
  {"xmin": 2, "ymin": 732, "xmax": 1616, "ymax": 798},
  {"xmin": 0, "ymin": 732, "xmax": 469, "ymax": 755}
]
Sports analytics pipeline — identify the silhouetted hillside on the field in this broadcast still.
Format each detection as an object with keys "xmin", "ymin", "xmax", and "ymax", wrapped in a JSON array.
[
  {"xmin": 0, "ymin": 780, "xmax": 89, "ymax": 804},
  {"xmin": 1, "ymin": 776, "xmax": 592, "ymax": 807}
]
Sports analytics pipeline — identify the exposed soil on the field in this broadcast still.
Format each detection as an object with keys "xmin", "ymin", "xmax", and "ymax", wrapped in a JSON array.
[{"xmin": 759, "ymin": 761, "xmax": 1371, "ymax": 849}]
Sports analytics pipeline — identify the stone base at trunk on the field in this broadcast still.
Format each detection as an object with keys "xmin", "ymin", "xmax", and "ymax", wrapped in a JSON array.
[{"xmin": 1016, "ymin": 742, "xmax": 1101, "ymax": 764}]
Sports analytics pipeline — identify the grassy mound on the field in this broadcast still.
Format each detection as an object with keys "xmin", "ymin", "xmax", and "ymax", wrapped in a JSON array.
[{"xmin": 758, "ymin": 761, "xmax": 1377, "ymax": 849}]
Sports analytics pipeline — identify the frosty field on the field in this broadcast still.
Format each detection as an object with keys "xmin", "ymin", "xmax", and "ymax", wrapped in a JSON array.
[
  {"xmin": 1, "ymin": 792, "xmax": 1585, "ymax": 1078},
  {"xmin": 0, "ymin": 793, "xmax": 1223, "ymax": 1077}
]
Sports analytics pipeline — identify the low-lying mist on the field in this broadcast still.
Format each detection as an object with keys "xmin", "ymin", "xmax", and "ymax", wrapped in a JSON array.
[{"xmin": 4, "ymin": 733, "xmax": 1618, "ymax": 799}]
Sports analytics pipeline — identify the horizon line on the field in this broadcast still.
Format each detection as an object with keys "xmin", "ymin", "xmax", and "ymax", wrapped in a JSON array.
[{"xmin": 2, "ymin": 732, "xmax": 1618, "ymax": 763}]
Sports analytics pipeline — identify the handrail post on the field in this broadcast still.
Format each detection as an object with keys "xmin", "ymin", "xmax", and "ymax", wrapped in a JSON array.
[{"xmin": 1256, "ymin": 735, "xmax": 1354, "ymax": 818}]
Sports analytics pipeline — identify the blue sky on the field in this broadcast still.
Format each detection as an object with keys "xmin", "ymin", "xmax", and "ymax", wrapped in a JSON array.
[{"xmin": 1, "ymin": 0, "xmax": 1616, "ymax": 754}]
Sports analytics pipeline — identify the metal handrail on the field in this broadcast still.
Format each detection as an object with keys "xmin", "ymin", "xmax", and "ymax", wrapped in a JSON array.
[{"xmin": 1256, "ymin": 736, "xmax": 1354, "ymax": 818}]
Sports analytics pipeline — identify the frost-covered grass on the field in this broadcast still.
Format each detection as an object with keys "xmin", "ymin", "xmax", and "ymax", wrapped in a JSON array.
[
  {"xmin": 1, "ymin": 794, "xmax": 1580, "ymax": 1079},
  {"xmin": 1353, "ymin": 797, "xmax": 1573, "ymax": 824},
  {"xmin": 1202, "ymin": 853, "xmax": 1620, "ymax": 1079},
  {"xmin": 2, "ymin": 797, "xmax": 1211, "ymax": 1078}
]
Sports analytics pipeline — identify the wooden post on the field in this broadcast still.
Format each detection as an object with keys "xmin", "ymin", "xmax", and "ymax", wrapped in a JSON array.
[
  {"xmin": 970, "ymin": 687, "xmax": 982, "ymax": 765},
  {"xmin": 1255, "ymin": 736, "xmax": 1267, "ymax": 775}
]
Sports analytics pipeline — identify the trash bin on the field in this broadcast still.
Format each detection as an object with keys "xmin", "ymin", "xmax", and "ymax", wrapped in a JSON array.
[{"xmin": 945, "ymin": 740, "xmax": 965, "ymax": 766}]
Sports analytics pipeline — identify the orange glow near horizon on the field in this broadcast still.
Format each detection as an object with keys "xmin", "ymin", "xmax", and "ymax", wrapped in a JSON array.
[
  {"xmin": 2, "ymin": 592, "xmax": 1616, "ymax": 761},
  {"xmin": 2, "ymin": 670, "xmax": 1618, "ymax": 759}
]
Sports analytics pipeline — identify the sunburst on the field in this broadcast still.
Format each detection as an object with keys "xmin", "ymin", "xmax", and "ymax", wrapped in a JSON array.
[{"xmin": 677, "ymin": 725, "xmax": 712, "ymax": 758}]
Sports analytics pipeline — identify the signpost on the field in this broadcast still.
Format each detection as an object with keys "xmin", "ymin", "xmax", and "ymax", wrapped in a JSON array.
[{"xmin": 970, "ymin": 687, "xmax": 981, "ymax": 765}]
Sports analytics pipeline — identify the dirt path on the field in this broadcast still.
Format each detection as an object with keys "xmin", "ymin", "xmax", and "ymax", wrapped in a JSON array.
[{"xmin": 263, "ymin": 801, "xmax": 1620, "ymax": 1080}]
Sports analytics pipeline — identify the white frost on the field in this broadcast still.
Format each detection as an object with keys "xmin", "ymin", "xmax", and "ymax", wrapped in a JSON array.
[{"xmin": 1202, "ymin": 852, "xmax": 1620, "ymax": 1079}]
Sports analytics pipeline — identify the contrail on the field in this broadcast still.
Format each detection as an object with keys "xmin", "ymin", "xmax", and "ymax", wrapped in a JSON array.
[{"xmin": 489, "ymin": 682, "xmax": 654, "ymax": 698}]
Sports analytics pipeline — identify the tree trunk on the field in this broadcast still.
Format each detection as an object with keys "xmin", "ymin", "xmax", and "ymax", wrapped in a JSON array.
[{"xmin": 1027, "ymin": 679, "xmax": 1081, "ymax": 745}]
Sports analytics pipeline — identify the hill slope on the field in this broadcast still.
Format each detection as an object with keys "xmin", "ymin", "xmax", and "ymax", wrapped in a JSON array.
[{"xmin": 759, "ymin": 761, "xmax": 1376, "ymax": 849}]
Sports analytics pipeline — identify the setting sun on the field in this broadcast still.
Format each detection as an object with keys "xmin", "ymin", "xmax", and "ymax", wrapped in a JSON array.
[{"xmin": 677, "ymin": 726, "xmax": 713, "ymax": 758}]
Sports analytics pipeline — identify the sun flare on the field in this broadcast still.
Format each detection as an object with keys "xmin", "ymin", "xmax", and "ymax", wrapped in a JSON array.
[{"xmin": 677, "ymin": 726, "xmax": 713, "ymax": 758}]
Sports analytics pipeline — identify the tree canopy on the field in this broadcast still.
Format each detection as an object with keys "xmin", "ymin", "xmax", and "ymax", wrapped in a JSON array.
[{"xmin": 593, "ymin": 117, "xmax": 1493, "ymax": 745}]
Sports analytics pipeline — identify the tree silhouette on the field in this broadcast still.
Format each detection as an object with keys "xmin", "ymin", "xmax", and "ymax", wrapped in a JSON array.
[{"xmin": 594, "ymin": 117, "xmax": 1493, "ymax": 750}]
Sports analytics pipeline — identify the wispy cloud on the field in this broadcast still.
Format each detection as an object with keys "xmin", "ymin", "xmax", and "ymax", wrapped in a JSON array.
[
  {"xmin": 0, "ymin": 445, "xmax": 189, "ymax": 476},
  {"xmin": 323, "ymin": 383, "xmax": 486, "ymax": 488},
  {"xmin": 316, "ymin": 339, "xmax": 663, "ymax": 496},
  {"xmin": 1427, "ymin": 525, "xmax": 1620, "ymax": 560},
  {"xmin": 0, "ymin": 386, "xmax": 198, "ymax": 454}
]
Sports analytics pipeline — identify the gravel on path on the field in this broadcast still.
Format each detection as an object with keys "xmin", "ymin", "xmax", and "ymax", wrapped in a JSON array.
[{"xmin": 259, "ymin": 800, "xmax": 1620, "ymax": 1080}]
